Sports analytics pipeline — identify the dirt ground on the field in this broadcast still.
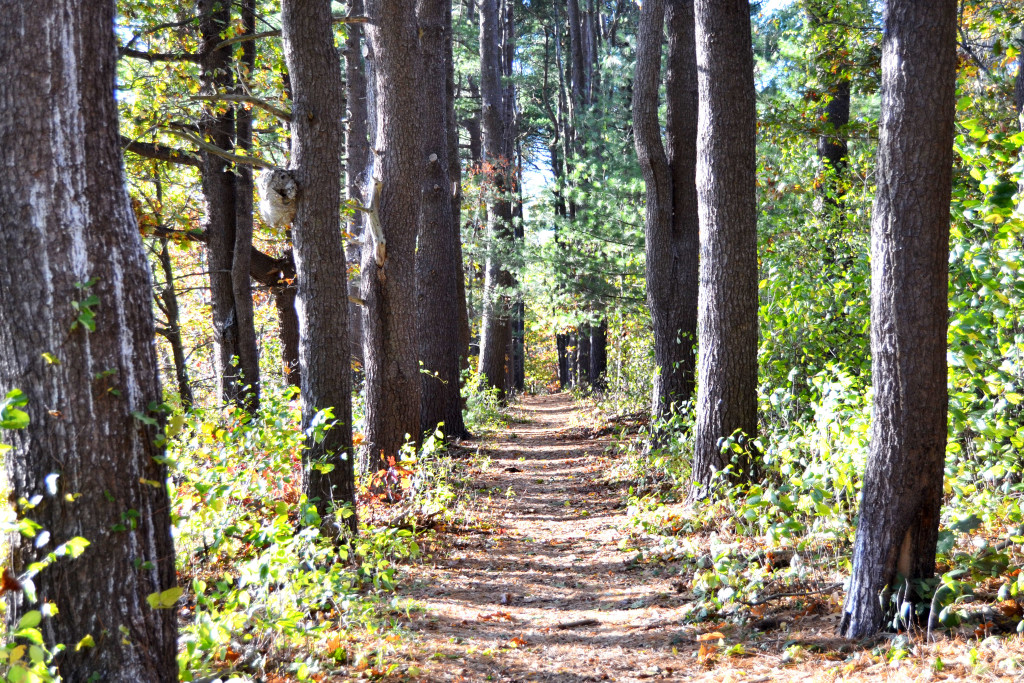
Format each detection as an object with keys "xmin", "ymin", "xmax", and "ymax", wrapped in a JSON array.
[{"xmin": 383, "ymin": 393, "xmax": 1024, "ymax": 682}]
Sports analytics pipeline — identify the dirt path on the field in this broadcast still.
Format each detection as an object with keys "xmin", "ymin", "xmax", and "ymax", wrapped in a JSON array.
[
  {"xmin": 386, "ymin": 394, "xmax": 1021, "ymax": 683},
  {"xmin": 398, "ymin": 393, "xmax": 697, "ymax": 682}
]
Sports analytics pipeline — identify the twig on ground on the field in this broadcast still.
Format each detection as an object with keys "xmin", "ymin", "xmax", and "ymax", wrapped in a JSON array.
[
  {"xmin": 740, "ymin": 583, "xmax": 842, "ymax": 607},
  {"xmin": 554, "ymin": 618, "xmax": 600, "ymax": 629}
]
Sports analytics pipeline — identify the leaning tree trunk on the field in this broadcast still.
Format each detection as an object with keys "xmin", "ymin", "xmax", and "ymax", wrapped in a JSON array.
[
  {"xmin": 477, "ymin": 0, "xmax": 517, "ymax": 398},
  {"xmin": 838, "ymin": 0, "xmax": 957, "ymax": 640},
  {"xmin": 363, "ymin": 0, "xmax": 425, "ymax": 471},
  {"xmin": 281, "ymin": 0, "xmax": 356, "ymax": 534},
  {"xmin": 417, "ymin": 0, "xmax": 469, "ymax": 439},
  {"xmin": 691, "ymin": 0, "xmax": 759, "ymax": 496},
  {"xmin": 0, "ymin": 0, "xmax": 178, "ymax": 678}
]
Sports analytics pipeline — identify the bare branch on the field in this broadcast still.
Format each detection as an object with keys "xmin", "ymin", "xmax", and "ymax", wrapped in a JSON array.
[
  {"xmin": 118, "ymin": 46, "xmax": 200, "ymax": 63},
  {"xmin": 165, "ymin": 125, "xmax": 276, "ymax": 169},
  {"xmin": 212, "ymin": 14, "xmax": 368, "ymax": 51},
  {"xmin": 189, "ymin": 94, "xmax": 292, "ymax": 121},
  {"xmin": 120, "ymin": 135, "xmax": 202, "ymax": 167}
]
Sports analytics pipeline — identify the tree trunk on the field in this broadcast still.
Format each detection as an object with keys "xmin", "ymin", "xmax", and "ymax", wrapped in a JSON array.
[
  {"xmin": 0, "ymin": 1, "xmax": 178, "ymax": 677},
  {"xmin": 152, "ymin": 169, "xmax": 195, "ymax": 407},
  {"xmin": 198, "ymin": 0, "xmax": 260, "ymax": 411},
  {"xmin": 345, "ymin": 0, "xmax": 369, "ymax": 368},
  {"xmin": 363, "ymin": 0, "xmax": 425, "ymax": 471},
  {"xmin": 281, "ymin": 0, "xmax": 356, "ymax": 534},
  {"xmin": 477, "ymin": 0, "xmax": 516, "ymax": 398},
  {"xmin": 590, "ymin": 318, "xmax": 607, "ymax": 391},
  {"xmin": 691, "ymin": 0, "xmax": 759, "ymax": 495},
  {"xmin": 417, "ymin": 0, "xmax": 469, "ymax": 439},
  {"xmin": 448, "ymin": 23, "xmax": 473, "ymax": 388},
  {"xmin": 633, "ymin": 0, "xmax": 699, "ymax": 419},
  {"xmin": 838, "ymin": 0, "xmax": 957, "ymax": 640},
  {"xmin": 557, "ymin": 333, "xmax": 570, "ymax": 389}
]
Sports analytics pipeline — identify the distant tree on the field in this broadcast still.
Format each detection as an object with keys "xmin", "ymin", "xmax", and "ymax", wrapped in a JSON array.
[
  {"xmin": 691, "ymin": 0, "xmax": 759, "ymax": 495},
  {"xmin": 477, "ymin": 0, "xmax": 518, "ymax": 398},
  {"xmin": 633, "ymin": 0, "xmax": 699, "ymax": 418},
  {"xmin": 281, "ymin": 0, "xmax": 356, "ymax": 533},
  {"xmin": 363, "ymin": 0, "xmax": 425, "ymax": 470},
  {"xmin": 839, "ymin": 0, "xmax": 958, "ymax": 639},
  {"xmin": 0, "ymin": 0, "xmax": 178, "ymax": 678}
]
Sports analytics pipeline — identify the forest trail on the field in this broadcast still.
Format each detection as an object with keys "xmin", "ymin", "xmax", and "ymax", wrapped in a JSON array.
[{"xmin": 393, "ymin": 394, "xmax": 826, "ymax": 683}]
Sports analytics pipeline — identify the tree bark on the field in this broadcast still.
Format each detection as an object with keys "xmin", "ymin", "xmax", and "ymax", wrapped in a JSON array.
[
  {"xmin": 590, "ymin": 318, "xmax": 607, "ymax": 390},
  {"xmin": 345, "ymin": 0, "xmax": 369, "ymax": 368},
  {"xmin": 281, "ymin": 0, "xmax": 356, "ymax": 534},
  {"xmin": 0, "ymin": 0, "xmax": 178, "ymax": 677},
  {"xmin": 363, "ymin": 0, "xmax": 425, "ymax": 470},
  {"xmin": 477, "ymin": 0, "xmax": 516, "ymax": 398},
  {"xmin": 417, "ymin": 0, "xmax": 469, "ymax": 439},
  {"xmin": 633, "ymin": 0, "xmax": 699, "ymax": 419},
  {"xmin": 232, "ymin": 0, "xmax": 261, "ymax": 412},
  {"xmin": 839, "ymin": 0, "xmax": 957, "ymax": 640},
  {"xmin": 691, "ymin": 0, "xmax": 759, "ymax": 495},
  {"xmin": 198, "ymin": 0, "xmax": 260, "ymax": 411}
]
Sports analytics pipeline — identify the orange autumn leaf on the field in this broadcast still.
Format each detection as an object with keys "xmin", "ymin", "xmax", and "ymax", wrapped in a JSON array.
[
  {"xmin": 508, "ymin": 636, "xmax": 528, "ymax": 648},
  {"xmin": 697, "ymin": 631, "xmax": 725, "ymax": 642}
]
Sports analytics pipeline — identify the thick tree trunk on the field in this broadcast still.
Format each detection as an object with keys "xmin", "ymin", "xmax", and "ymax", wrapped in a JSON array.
[
  {"xmin": 477, "ymin": 0, "xmax": 516, "ymax": 398},
  {"xmin": 198, "ymin": 0, "xmax": 260, "ymax": 411},
  {"xmin": 448, "ymin": 24, "xmax": 473, "ymax": 386},
  {"xmin": 232, "ymin": 0, "xmax": 260, "ymax": 413},
  {"xmin": 345, "ymin": 0, "xmax": 369, "ymax": 368},
  {"xmin": 417, "ymin": 0, "xmax": 469, "ymax": 439},
  {"xmin": 0, "ymin": 0, "xmax": 178, "ymax": 677},
  {"xmin": 633, "ymin": 0, "xmax": 699, "ymax": 419},
  {"xmin": 557, "ymin": 334, "xmax": 570, "ymax": 389},
  {"xmin": 281, "ymin": 0, "xmax": 356, "ymax": 533},
  {"xmin": 838, "ymin": 0, "xmax": 957, "ymax": 640},
  {"xmin": 363, "ymin": 0, "xmax": 424, "ymax": 471},
  {"xmin": 691, "ymin": 0, "xmax": 759, "ymax": 495}
]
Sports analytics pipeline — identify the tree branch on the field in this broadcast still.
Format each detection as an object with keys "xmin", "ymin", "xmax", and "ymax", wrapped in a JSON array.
[
  {"xmin": 165, "ymin": 126, "xmax": 276, "ymax": 169},
  {"xmin": 120, "ymin": 135, "xmax": 202, "ymax": 167},
  {"xmin": 212, "ymin": 15, "xmax": 368, "ymax": 51},
  {"xmin": 189, "ymin": 94, "xmax": 292, "ymax": 121},
  {"xmin": 118, "ymin": 46, "xmax": 200, "ymax": 63}
]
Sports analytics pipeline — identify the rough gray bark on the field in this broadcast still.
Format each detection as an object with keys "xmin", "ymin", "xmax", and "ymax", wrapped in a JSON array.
[
  {"xmin": 633, "ymin": 0, "xmax": 699, "ymax": 418},
  {"xmin": 691, "ymin": 0, "xmax": 759, "ymax": 495},
  {"xmin": 232, "ymin": 0, "xmax": 261, "ymax": 412},
  {"xmin": 281, "ymin": 0, "xmax": 356, "ymax": 533},
  {"xmin": 477, "ymin": 0, "xmax": 516, "ymax": 398},
  {"xmin": 0, "ymin": 0, "xmax": 178, "ymax": 677},
  {"xmin": 417, "ymin": 0, "xmax": 469, "ymax": 439},
  {"xmin": 198, "ymin": 0, "xmax": 260, "ymax": 411},
  {"xmin": 345, "ymin": 0, "xmax": 369, "ymax": 368},
  {"xmin": 448, "ymin": 23, "xmax": 473, "ymax": 388},
  {"xmin": 838, "ymin": 0, "xmax": 957, "ymax": 640},
  {"xmin": 363, "ymin": 0, "xmax": 424, "ymax": 470}
]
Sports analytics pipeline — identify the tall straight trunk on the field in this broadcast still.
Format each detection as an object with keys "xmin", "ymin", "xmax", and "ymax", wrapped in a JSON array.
[
  {"xmin": 345, "ymin": 0, "xmax": 369, "ymax": 367},
  {"xmin": 839, "ymin": 0, "xmax": 957, "ymax": 639},
  {"xmin": 576, "ymin": 325, "xmax": 592, "ymax": 386},
  {"xmin": 0, "ymin": 0, "xmax": 178, "ymax": 677},
  {"xmin": 692, "ymin": 0, "xmax": 759, "ymax": 495},
  {"xmin": 567, "ymin": 0, "xmax": 588, "ymax": 109},
  {"xmin": 633, "ymin": 0, "xmax": 698, "ymax": 418},
  {"xmin": 448, "ymin": 23, "xmax": 473, "ymax": 383},
  {"xmin": 233, "ymin": 0, "xmax": 260, "ymax": 412},
  {"xmin": 198, "ymin": 0, "xmax": 259, "ymax": 410},
  {"xmin": 417, "ymin": 0, "xmax": 468, "ymax": 439},
  {"xmin": 364, "ymin": 0, "xmax": 424, "ymax": 470},
  {"xmin": 477, "ymin": 0, "xmax": 516, "ymax": 398},
  {"xmin": 281, "ymin": 0, "xmax": 356, "ymax": 533}
]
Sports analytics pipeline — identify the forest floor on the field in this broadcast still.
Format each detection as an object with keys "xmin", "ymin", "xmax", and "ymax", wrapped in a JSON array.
[{"xmin": 367, "ymin": 393, "xmax": 1023, "ymax": 682}]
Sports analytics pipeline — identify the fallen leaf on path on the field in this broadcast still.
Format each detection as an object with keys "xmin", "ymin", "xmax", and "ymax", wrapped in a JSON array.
[
  {"xmin": 507, "ymin": 636, "xmax": 529, "ymax": 648},
  {"xmin": 478, "ymin": 611, "xmax": 514, "ymax": 622}
]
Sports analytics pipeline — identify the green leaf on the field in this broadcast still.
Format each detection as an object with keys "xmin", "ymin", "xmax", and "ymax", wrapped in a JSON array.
[
  {"xmin": 17, "ymin": 611, "xmax": 41, "ymax": 629},
  {"xmin": 146, "ymin": 586, "xmax": 183, "ymax": 609}
]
